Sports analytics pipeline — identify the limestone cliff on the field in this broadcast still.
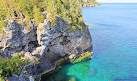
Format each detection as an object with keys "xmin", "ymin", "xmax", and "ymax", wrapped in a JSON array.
[
  {"xmin": 81, "ymin": 0, "xmax": 101, "ymax": 7},
  {"xmin": 0, "ymin": 15, "xmax": 92, "ymax": 81}
]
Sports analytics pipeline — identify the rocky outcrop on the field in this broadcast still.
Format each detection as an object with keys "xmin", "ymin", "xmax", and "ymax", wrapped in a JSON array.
[
  {"xmin": 82, "ymin": 3, "xmax": 101, "ymax": 7},
  {"xmin": 0, "ymin": 16, "xmax": 92, "ymax": 81},
  {"xmin": 0, "ymin": 19, "xmax": 38, "ymax": 57}
]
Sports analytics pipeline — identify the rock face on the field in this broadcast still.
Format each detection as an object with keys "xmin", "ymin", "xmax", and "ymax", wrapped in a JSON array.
[
  {"xmin": 0, "ymin": 19, "xmax": 38, "ymax": 57},
  {"xmin": 0, "ymin": 17, "xmax": 92, "ymax": 81}
]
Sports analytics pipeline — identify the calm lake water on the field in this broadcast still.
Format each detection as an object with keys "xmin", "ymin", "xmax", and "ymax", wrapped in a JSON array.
[{"xmin": 47, "ymin": 3, "xmax": 137, "ymax": 81}]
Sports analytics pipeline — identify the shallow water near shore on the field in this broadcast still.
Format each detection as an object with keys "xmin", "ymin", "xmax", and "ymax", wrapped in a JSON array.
[{"xmin": 46, "ymin": 3, "xmax": 137, "ymax": 81}]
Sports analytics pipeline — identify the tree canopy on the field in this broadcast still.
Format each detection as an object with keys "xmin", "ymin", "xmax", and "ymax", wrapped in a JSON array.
[{"xmin": 0, "ymin": 0, "xmax": 99, "ymax": 32}]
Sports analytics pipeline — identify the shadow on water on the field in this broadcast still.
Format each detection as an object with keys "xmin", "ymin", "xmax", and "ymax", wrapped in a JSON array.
[{"xmin": 41, "ymin": 60, "xmax": 91, "ymax": 81}]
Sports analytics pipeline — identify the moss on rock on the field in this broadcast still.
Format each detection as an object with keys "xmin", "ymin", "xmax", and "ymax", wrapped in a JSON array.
[
  {"xmin": 69, "ymin": 77, "xmax": 76, "ymax": 81},
  {"xmin": 70, "ymin": 51, "xmax": 93, "ymax": 64}
]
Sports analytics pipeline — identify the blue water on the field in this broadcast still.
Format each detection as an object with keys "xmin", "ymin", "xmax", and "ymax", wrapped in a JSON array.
[{"xmin": 47, "ymin": 4, "xmax": 137, "ymax": 81}]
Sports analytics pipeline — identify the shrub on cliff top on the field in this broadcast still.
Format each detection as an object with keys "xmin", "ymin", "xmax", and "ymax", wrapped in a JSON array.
[
  {"xmin": 0, "ymin": 52, "xmax": 30, "ymax": 81},
  {"xmin": 0, "ymin": 0, "xmax": 93, "ymax": 32}
]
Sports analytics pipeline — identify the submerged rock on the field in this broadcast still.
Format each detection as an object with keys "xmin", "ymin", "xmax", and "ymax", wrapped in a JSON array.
[{"xmin": 0, "ymin": 16, "xmax": 92, "ymax": 81}]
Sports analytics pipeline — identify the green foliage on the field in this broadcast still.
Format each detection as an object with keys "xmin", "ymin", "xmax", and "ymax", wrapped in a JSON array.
[
  {"xmin": 34, "ymin": 56, "xmax": 40, "ymax": 64},
  {"xmin": 70, "ymin": 52, "xmax": 93, "ymax": 64},
  {"xmin": 0, "ymin": 0, "xmax": 99, "ymax": 32},
  {"xmin": 0, "ymin": 0, "xmax": 87, "ymax": 30},
  {"xmin": 0, "ymin": 52, "xmax": 30, "ymax": 81},
  {"xmin": 0, "ymin": 20, "xmax": 7, "ymax": 34},
  {"xmin": 33, "ymin": 6, "xmax": 45, "ymax": 25}
]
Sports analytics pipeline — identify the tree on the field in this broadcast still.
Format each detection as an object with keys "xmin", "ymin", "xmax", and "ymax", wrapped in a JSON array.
[
  {"xmin": 0, "ymin": 0, "xmax": 94, "ymax": 32},
  {"xmin": 33, "ymin": 6, "xmax": 45, "ymax": 25}
]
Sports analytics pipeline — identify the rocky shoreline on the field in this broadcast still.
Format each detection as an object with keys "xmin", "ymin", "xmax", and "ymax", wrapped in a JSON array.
[
  {"xmin": 82, "ymin": 4, "xmax": 101, "ymax": 7},
  {"xmin": 41, "ymin": 51, "xmax": 93, "ymax": 81},
  {"xmin": 82, "ymin": 2, "xmax": 101, "ymax": 7},
  {"xmin": 0, "ymin": 12, "xmax": 93, "ymax": 81}
]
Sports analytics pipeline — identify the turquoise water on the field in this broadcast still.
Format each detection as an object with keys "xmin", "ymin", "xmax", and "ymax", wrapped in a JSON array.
[{"xmin": 47, "ymin": 4, "xmax": 137, "ymax": 81}]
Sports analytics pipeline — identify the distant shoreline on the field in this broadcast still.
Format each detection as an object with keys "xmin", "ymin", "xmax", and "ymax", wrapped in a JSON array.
[{"xmin": 101, "ymin": 3, "xmax": 137, "ymax": 4}]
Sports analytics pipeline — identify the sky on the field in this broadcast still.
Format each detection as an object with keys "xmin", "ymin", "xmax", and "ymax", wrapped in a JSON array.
[{"xmin": 97, "ymin": 0, "xmax": 137, "ymax": 3}]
